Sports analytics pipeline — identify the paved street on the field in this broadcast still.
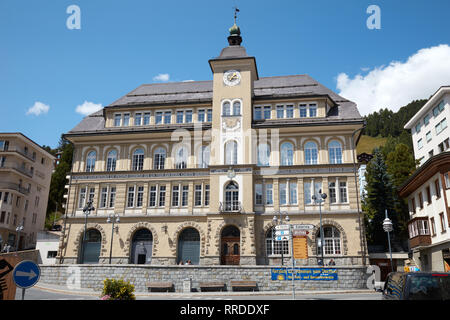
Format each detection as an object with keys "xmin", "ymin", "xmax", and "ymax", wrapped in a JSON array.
[{"xmin": 14, "ymin": 284, "xmax": 381, "ymax": 300}]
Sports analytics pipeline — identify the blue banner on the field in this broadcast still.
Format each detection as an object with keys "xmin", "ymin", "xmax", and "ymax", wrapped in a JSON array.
[{"xmin": 271, "ymin": 268, "xmax": 338, "ymax": 281}]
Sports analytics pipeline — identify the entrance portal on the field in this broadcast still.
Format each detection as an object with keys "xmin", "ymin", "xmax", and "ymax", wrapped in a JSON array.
[
  {"xmin": 131, "ymin": 229, "xmax": 153, "ymax": 264},
  {"xmin": 220, "ymin": 225, "xmax": 240, "ymax": 265}
]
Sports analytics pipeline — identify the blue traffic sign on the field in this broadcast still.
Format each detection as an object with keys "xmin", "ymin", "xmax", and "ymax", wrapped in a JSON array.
[{"xmin": 13, "ymin": 260, "xmax": 41, "ymax": 289}]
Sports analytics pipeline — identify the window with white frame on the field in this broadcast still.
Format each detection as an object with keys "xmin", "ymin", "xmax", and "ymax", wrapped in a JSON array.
[
  {"xmin": 254, "ymin": 106, "xmax": 262, "ymax": 120},
  {"xmin": 153, "ymin": 147, "xmax": 166, "ymax": 170},
  {"xmin": 123, "ymin": 113, "xmax": 130, "ymax": 126},
  {"xmin": 155, "ymin": 111, "xmax": 163, "ymax": 124},
  {"xmin": 149, "ymin": 186, "xmax": 157, "ymax": 207},
  {"xmin": 127, "ymin": 186, "xmax": 135, "ymax": 208},
  {"xmin": 176, "ymin": 111, "xmax": 184, "ymax": 124},
  {"xmin": 100, "ymin": 187, "xmax": 108, "ymax": 208},
  {"xmin": 164, "ymin": 111, "xmax": 171, "ymax": 124},
  {"xmin": 134, "ymin": 113, "xmax": 142, "ymax": 126},
  {"xmin": 339, "ymin": 182, "xmax": 348, "ymax": 203},
  {"xmin": 132, "ymin": 148, "xmax": 144, "ymax": 171},
  {"xmin": 198, "ymin": 145, "xmax": 210, "ymax": 168},
  {"xmin": 175, "ymin": 146, "xmax": 188, "ymax": 169},
  {"xmin": 328, "ymin": 140, "xmax": 343, "ymax": 164},
  {"xmin": 136, "ymin": 186, "xmax": 144, "ymax": 207},
  {"xmin": 263, "ymin": 106, "xmax": 271, "ymax": 119},
  {"xmin": 255, "ymin": 184, "xmax": 263, "ymax": 205},
  {"xmin": 85, "ymin": 151, "xmax": 96, "ymax": 172},
  {"xmin": 114, "ymin": 114, "xmax": 121, "ymax": 127},
  {"xmin": 109, "ymin": 187, "xmax": 116, "ymax": 208},
  {"xmin": 280, "ymin": 142, "xmax": 294, "ymax": 166},
  {"xmin": 257, "ymin": 143, "xmax": 270, "ymax": 166},
  {"xmin": 305, "ymin": 141, "xmax": 318, "ymax": 164},
  {"xmin": 106, "ymin": 150, "xmax": 117, "ymax": 172},
  {"xmin": 286, "ymin": 105, "xmax": 294, "ymax": 118},
  {"xmin": 309, "ymin": 104, "xmax": 317, "ymax": 117},
  {"xmin": 182, "ymin": 185, "xmax": 189, "ymax": 207},
  {"xmin": 204, "ymin": 184, "xmax": 210, "ymax": 206},
  {"xmin": 317, "ymin": 226, "xmax": 341, "ymax": 255},
  {"xmin": 276, "ymin": 105, "xmax": 284, "ymax": 119},
  {"xmin": 143, "ymin": 112, "xmax": 151, "ymax": 125},
  {"xmin": 172, "ymin": 185, "xmax": 179, "ymax": 207},
  {"xmin": 225, "ymin": 140, "xmax": 238, "ymax": 165},
  {"xmin": 198, "ymin": 109, "xmax": 205, "ymax": 122},
  {"xmin": 222, "ymin": 101, "xmax": 231, "ymax": 116},
  {"xmin": 329, "ymin": 182, "xmax": 337, "ymax": 204},
  {"xmin": 158, "ymin": 186, "xmax": 166, "ymax": 207},
  {"xmin": 207, "ymin": 109, "xmax": 212, "ymax": 122},
  {"xmin": 299, "ymin": 104, "xmax": 307, "ymax": 118},
  {"xmin": 266, "ymin": 227, "xmax": 289, "ymax": 256},
  {"xmin": 233, "ymin": 101, "xmax": 241, "ymax": 115},
  {"xmin": 194, "ymin": 185, "xmax": 202, "ymax": 206},
  {"xmin": 78, "ymin": 187, "xmax": 86, "ymax": 208},
  {"xmin": 435, "ymin": 118, "xmax": 447, "ymax": 135},
  {"xmin": 279, "ymin": 183, "xmax": 287, "ymax": 205},
  {"xmin": 289, "ymin": 182, "xmax": 297, "ymax": 205},
  {"xmin": 265, "ymin": 183, "xmax": 273, "ymax": 205}
]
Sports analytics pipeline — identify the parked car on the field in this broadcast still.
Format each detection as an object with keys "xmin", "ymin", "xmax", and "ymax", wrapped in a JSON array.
[{"xmin": 381, "ymin": 272, "xmax": 450, "ymax": 300}]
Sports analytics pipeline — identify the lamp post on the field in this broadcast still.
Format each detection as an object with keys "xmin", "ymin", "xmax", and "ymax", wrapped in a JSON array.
[
  {"xmin": 107, "ymin": 213, "xmax": 120, "ymax": 264},
  {"xmin": 383, "ymin": 209, "xmax": 394, "ymax": 273},
  {"xmin": 272, "ymin": 211, "xmax": 289, "ymax": 266},
  {"xmin": 312, "ymin": 190, "xmax": 327, "ymax": 266},
  {"xmin": 80, "ymin": 200, "xmax": 95, "ymax": 264}
]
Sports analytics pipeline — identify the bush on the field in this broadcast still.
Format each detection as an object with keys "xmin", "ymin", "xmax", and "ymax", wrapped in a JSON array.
[{"xmin": 101, "ymin": 278, "xmax": 136, "ymax": 300}]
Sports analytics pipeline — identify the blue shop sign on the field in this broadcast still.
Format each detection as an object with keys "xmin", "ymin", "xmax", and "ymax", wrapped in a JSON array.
[{"xmin": 271, "ymin": 267, "xmax": 338, "ymax": 281}]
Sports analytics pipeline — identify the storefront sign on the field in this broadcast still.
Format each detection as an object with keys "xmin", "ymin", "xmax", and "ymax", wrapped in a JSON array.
[{"xmin": 271, "ymin": 268, "xmax": 338, "ymax": 281}]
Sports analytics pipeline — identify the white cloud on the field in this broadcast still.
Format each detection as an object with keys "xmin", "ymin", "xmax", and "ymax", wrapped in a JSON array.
[
  {"xmin": 182, "ymin": 79, "xmax": 195, "ymax": 82},
  {"xmin": 153, "ymin": 73, "xmax": 170, "ymax": 82},
  {"xmin": 75, "ymin": 101, "xmax": 103, "ymax": 116},
  {"xmin": 26, "ymin": 101, "xmax": 50, "ymax": 116},
  {"xmin": 336, "ymin": 44, "xmax": 450, "ymax": 116}
]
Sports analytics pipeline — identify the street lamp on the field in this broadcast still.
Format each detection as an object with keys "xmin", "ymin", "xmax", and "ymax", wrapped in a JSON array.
[
  {"xmin": 312, "ymin": 190, "xmax": 327, "ymax": 266},
  {"xmin": 80, "ymin": 200, "xmax": 95, "ymax": 264},
  {"xmin": 383, "ymin": 209, "xmax": 394, "ymax": 273},
  {"xmin": 272, "ymin": 211, "xmax": 290, "ymax": 266},
  {"xmin": 15, "ymin": 223, "xmax": 24, "ymax": 253},
  {"xmin": 107, "ymin": 213, "xmax": 120, "ymax": 264}
]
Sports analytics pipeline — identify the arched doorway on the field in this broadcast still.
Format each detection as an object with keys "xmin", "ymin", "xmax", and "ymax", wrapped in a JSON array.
[
  {"xmin": 80, "ymin": 229, "xmax": 101, "ymax": 264},
  {"xmin": 221, "ymin": 225, "xmax": 240, "ymax": 265},
  {"xmin": 177, "ymin": 228, "xmax": 200, "ymax": 265},
  {"xmin": 131, "ymin": 229, "xmax": 153, "ymax": 264}
]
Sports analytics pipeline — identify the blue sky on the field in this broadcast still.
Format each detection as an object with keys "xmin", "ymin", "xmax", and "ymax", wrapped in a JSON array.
[{"xmin": 1, "ymin": 0, "xmax": 449, "ymax": 148}]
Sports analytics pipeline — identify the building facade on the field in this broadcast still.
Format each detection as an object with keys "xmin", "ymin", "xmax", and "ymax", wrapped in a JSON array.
[
  {"xmin": 400, "ymin": 88, "xmax": 450, "ymax": 272},
  {"xmin": 0, "ymin": 133, "xmax": 55, "ymax": 251},
  {"xmin": 58, "ymin": 24, "xmax": 367, "ymax": 266}
]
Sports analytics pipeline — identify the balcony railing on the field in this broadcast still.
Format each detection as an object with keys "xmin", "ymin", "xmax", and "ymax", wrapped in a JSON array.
[
  {"xmin": 219, "ymin": 201, "xmax": 242, "ymax": 213},
  {"xmin": 0, "ymin": 163, "xmax": 34, "ymax": 178},
  {"xmin": 0, "ymin": 147, "xmax": 36, "ymax": 162},
  {"xmin": 0, "ymin": 181, "xmax": 30, "ymax": 195}
]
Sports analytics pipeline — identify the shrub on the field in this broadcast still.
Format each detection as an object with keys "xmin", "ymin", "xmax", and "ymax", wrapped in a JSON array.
[{"xmin": 101, "ymin": 278, "xmax": 136, "ymax": 300}]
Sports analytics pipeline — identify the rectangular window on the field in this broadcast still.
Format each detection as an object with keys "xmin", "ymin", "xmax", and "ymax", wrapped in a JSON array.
[
  {"xmin": 329, "ymin": 182, "xmax": 337, "ymax": 204},
  {"xmin": 276, "ymin": 105, "xmax": 284, "ymax": 119},
  {"xmin": 158, "ymin": 186, "xmax": 166, "ymax": 207},
  {"xmin": 426, "ymin": 186, "xmax": 432, "ymax": 204},
  {"xmin": 194, "ymin": 185, "xmax": 202, "ymax": 206},
  {"xmin": 411, "ymin": 197, "xmax": 416, "ymax": 214},
  {"xmin": 88, "ymin": 188, "xmax": 95, "ymax": 204},
  {"xmin": 136, "ymin": 186, "xmax": 144, "ymax": 207},
  {"xmin": 424, "ymin": 114, "xmax": 431, "ymax": 126},
  {"xmin": 127, "ymin": 186, "xmax": 135, "ymax": 208},
  {"xmin": 198, "ymin": 109, "xmax": 205, "ymax": 122},
  {"xmin": 339, "ymin": 182, "xmax": 348, "ymax": 203},
  {"xmin": 436, "ymin": 118, "xmax": 448, "ymax": 135},
  {"xmin": 155, "ymin": 112, "xmax": 163, "ymax": 124},
  {"xmin": 100, "ymin": 187, "xmax": 108, "ymax": 208},
  {"xmin": 263, "ymin": 184, "xmax": 272, "ymax": 205},
  {"xmin": 172, "ymin": 186, "xmax": 179, "ymax": 207},
  {"xmin": 417, "ymin": 138, "xmax": 423, "ymax": 149},
  {"xmin": 304, "ymin": 182, "xmax": 311, "ymax": 205},
  {"xmin": 149, "ymin": 186, "xmax": 157, "ymax": 207},
  {"xmin": 289, "ymin": 182, "xmax": 297, "ymax": 205},
  {"xmin": 207, "ymin": 109, "xmax": 212, "ymax": 122},
  {"xmin": 430, "ymin": 217, "xmax": 436, "ymax": 236},
  {"xmin": 314, "ymin": 182, "xmax": 322, "ymax": 200},
  {"xmin": 185, "ymin": 110, "xmax": 192, "ymax": 123},
  {"xmin": 309, "ymin": 104, "xmax": 317, "ymax": 117},
  {"xmin": 123, "ymin": 113, "xmax": 130, "ymax": 126},
  {"xmin": 286, "ymin": 105, "xmax": 294, "ymax": 118},
  {"xmin": 177, "ymin": 111, "xmax": 184, "ymax": 124},
  {"xmin": 439, "ymin": 212, "xmax": 446, "ymax": 233},
  {"xmin": 279, "ymin": 183, "xmax": 287, "ymax": 205},
  {"xmin": 263, "ymin": 106, "xmax": 271, "ymax": 119},
  {"xmin": 134, "ymin": 113, "xmax": 142, "ymax": 126},
  {"xmin": 435, "ymin": 179, "xmax": 441, "ymax": 198},
  {"xmin": 79, "ymin": 188, "xmax": 86, "ymax": 208},
  {"xmin": 426, "ymin": 131, "xmax": 432, "ymax": 142},
  {"xmin": 181, "ymin": 185, "xmax": 189, "ymax": 207},
  {"xmin": 164, "ymin": 111, "xmax": 171, "ymax": 124},
  {"xmin": 419, "ymin": 192, "xmax": 424, "ymax": 209},
  {"xmin": 47, "ymin": 251, "xmax": 57, "ymax": 258},
  {"xmin": 299, "ymin": 104, "xmax": 307, "ymax": 118},
  {"xmin": 143, "ymin": 112, "xmax": 151, "ymax": 125},
  {"xmin": 114, "ymin": 114, "xmax": 121, "ymax": 127},
  {"xmin": 204, "ymin": 184, "xmax": 210, "ymax": 206},
  {"xmin": 255, "ymin": 184, "xmax": 263, "ymax": 205},
  {"xmin": 445, "ymin": 173, "xmax": 450, "ymax": 189},
  {"xmin": 109, "ymin": 187, "xmax": 116, "ymax": 208},
  {"xmin": 0, "ymin": 211, "xmax": 5, "ymax": 223},
  {"xmin": 415, "ymin": 122, "xmax": 422, "ymax": 133},
  {"xmin": 254, "ymin": 107, "xmax": 262, "ymax": 120}
]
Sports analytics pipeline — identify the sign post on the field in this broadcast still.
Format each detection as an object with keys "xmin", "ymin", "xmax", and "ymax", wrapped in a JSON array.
[{"xmin": 12, "ymin": 260, "xmax": 41, "ymax": 300}]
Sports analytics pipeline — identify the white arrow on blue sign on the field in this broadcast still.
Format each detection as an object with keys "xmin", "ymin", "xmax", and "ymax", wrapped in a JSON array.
[
  {"xmin": 275, "ymin": 236, "xmax": 290, "ymax": 241},
  {"xmin": 275, "ymin": 230, "xmax": 291, "ymax": 236},
  {"xmin": 13, "ymin": 260, "xmax": 41, "ymax": 289}
]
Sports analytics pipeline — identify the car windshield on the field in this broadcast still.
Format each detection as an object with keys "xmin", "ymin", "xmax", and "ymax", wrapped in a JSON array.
[{"xmin": 408, "ymin": 275, "xmax": 450, "ymax": 300}]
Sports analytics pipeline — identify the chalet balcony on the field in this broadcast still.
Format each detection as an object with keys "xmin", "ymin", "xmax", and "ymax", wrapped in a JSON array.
[
  {"xmin": 408, "ymin": 217, "xmax": 432, "ymax": 248},
  {"xmin": 219, "ymin": 201, "xmax": 242, "ymax": 213}
]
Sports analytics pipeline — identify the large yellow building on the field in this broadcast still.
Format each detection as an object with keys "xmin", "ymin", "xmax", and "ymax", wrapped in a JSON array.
[{"xmin": 58, "ymin": 23, "xmax": 367, "ymax": 266}]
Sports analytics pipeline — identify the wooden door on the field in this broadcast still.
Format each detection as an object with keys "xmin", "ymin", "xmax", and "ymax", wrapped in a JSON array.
[{"xmin": 221, "ymin": 237, "xmax": 240, "ymax": 265}]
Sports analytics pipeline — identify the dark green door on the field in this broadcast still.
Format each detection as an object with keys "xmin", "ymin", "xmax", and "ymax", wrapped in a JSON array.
[
  {"xmin": 177, "ymin": 228, "xmax": 200, "ymax": 265},
  {"xmin": 81, "ymin": 229, "xmax": 101, "ymax": 264}
]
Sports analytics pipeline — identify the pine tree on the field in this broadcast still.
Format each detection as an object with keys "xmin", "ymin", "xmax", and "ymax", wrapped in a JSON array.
[{"xmin": 363, "ymin": 148, "xmax": 396, "ymax": 248}]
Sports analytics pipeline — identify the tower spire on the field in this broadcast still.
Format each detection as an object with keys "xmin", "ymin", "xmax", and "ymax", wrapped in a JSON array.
[{"xmin": 228, "ymin": 7, "xmax": 242, "ymax": 46}]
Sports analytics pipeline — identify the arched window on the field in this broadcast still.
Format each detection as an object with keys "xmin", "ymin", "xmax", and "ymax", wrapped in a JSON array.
[
  {"xmin": 106, "ymin": 150, "xmax": 117, "ymax": 172},
  {"xmin": 316, "ymin": 226, "xmax": 341, "ymax": 255},
  {"xmin": 328, "ymin": 140, "xmax": 343, "ymax": 164},
  {"xmin": 224, "ymin": 181, "xmax": 239, "ymax": 211},
  {"xmin": 153, "ymin": 147, "xmax": 166, "ymax": 170},
  {"xmin": 80, "ymin": 229, "xmax": 101, "ymax": 264},
  {"xmin": 233, "ymin": 101, "xmax": 241, "ymax": 115},
  {"xmin": 177, "ymin": 228, "xmax": 200, "ymax": 265},
  {"xmin": 85, "ymin": 151, "xmax": 96, "ymax": 172},
  {"xmin": 304, "ymin": 141, "xmax": 318, "ymax": 165},
  {"xmin": 131, "ymin": 229, "xmax": 153, "ymax": 264},
  {"xmin": 222, "ymin": 101, "xmax": 231, "ymax": 116},
  {"xmin": 198, "ymin": 145, "xmax": 210, "ymax": 168},
  {"xmin": 225, "ymin": 140, "xmax": 238, "ymax": 165},
  {"xmin": 175, "ymin": 146, "xmax": 188, "ymax": 169},
  {"xmin": 132, "ymin": 148, "xmax": 144, "ymax": 171},
  {"xmin": 257, "ymin": 143, "xmax": 270, "ymax": 166},
  {"xmin": 280, "ymin": 142, "xmax": 294, "ymax": 166},
  {"xmin": 265, "ymin": 227, "xmax": 289, "ymax": 256}
]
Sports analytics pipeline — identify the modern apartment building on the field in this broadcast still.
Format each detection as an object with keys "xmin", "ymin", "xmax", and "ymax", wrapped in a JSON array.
[
  {"xmin": 400, "ymin": 87, "xmax": 450, "ymax": 272},
  {"xmin": 0, "ymin": 133, "xmax": 55, "ymax": 251},
  {"xmin": 58, "ymin": 22, "xmax": 367, "ymax": 266}
]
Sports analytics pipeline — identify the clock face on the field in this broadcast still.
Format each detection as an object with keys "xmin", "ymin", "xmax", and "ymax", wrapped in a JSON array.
[{"xmin": 223, "ymin": 70, "xmax": 241, "ymax": 86}]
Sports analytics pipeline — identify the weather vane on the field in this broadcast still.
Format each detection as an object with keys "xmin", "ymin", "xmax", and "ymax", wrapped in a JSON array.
[{"xmin": 233, "ymin": 7, "xmax": 240, "ymax": 24}]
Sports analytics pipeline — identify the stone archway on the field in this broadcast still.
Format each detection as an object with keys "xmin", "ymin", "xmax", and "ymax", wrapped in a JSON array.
[
  {"xmin": 124, "ymin": 222, "xmax": 159, "ymax": 259},
  {"xmin": 170, "ymin": 221, "xmax": 206, "ymax": 257},
  {"xmin": 311, "ymin": 219, "xmax": 348, "ymax": 256},
  {"xmin": 73, "ymin": 223, "xmax": 107, "ymax": 263}
]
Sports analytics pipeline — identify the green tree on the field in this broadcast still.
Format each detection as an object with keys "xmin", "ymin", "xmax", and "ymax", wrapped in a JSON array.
[
  {"xmin": 363, "ymin": 148, "xmax": 396, "ymax": 248},
  {"xmin": 386, "ymin": 143, "xmax": 418, "ymax": 241}
]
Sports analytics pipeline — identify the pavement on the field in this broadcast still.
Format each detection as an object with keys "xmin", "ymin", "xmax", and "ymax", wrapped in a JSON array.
[{"xmin": 31, "ymin": 281, "xmax": 379, "ymax": 298}]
